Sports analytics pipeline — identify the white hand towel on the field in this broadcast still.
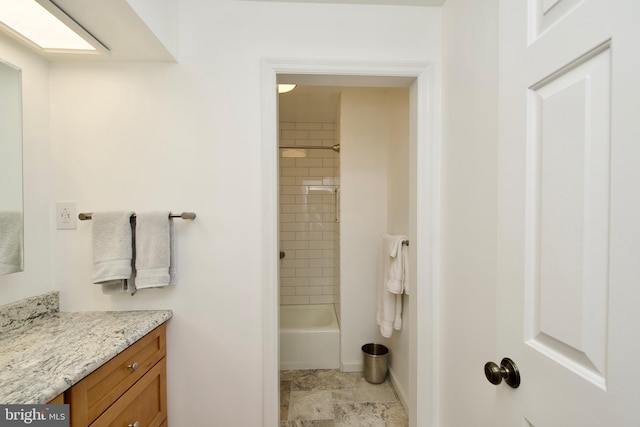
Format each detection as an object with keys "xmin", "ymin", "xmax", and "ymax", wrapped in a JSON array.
[
  {"xmin": 0, "ymin": 211, "xmax": 23, "ymax": 275},
  {"xmin": 91, "ymin": 211, "xmax": 135, "ymax": 294},
  {"xmin": 376, "ymin": 235, "xmax": 401, "ymax": 337},
  {"xmin": 376, "ymin": 234, "xmax": 410, "ymax": 337},
  {"xmin": 386, "ymin": 234, "xmax": 409, "ymax": 295},
  {"xmin": 135, "ymin": 212, "xmax": 172, "ymax": 289}
]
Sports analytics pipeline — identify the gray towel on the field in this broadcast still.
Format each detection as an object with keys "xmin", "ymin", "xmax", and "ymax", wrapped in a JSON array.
[
  {"xmin": 91, "ymin": 211, "xmax": 136, "ymax": 294},
  {"xmin": 135, "ymin": 211, "xmax": 172, "ymax": 289},
  {"xmin": 0, "ymin": 211, "xmax": 23, "ymax": 275}
]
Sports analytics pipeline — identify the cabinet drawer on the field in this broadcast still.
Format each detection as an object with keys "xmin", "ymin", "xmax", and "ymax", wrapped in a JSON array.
[
  {"xmin": 91, "ymin": 358, "xmax": 167, "ymax": 427},
  {"xmin": 67, "ymin": 323, "xmax": 166, "ymax": 426}
]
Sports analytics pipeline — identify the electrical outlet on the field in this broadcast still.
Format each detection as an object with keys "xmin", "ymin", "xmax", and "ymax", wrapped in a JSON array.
[
  {"xmin": 56, "ymin": 202, "xmax": 76, "ymax": 230},
  {"xmin": 61, "ymin": 208, "xmax": 71, "ymax": 223}
]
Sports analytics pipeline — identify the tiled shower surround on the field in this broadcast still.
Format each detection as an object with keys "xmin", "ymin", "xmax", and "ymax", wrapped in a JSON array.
[{"xmin": 279, "ymin": 121, "xmax": 340, "ymax": 305}]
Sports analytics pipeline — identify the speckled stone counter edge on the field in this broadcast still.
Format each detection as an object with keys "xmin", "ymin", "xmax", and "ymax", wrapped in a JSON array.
[
  {"xmin": 0, "ymin": 292, "xmax": 172, "ymax": 404},
  {"xmin": 0, "ymin": 291, "xmax": 59, "ymax": 335}
]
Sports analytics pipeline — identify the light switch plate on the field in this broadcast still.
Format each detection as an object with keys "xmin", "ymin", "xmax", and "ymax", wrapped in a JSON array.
[{"xmin": 56, "ymin": 202, "xmax": 76, "ymax": 230}]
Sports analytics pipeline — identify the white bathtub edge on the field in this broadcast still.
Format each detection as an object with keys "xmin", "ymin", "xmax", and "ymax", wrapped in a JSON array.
[{"xmin": 279, "ymin": 304, "xmax": 340, "ymax": 370}]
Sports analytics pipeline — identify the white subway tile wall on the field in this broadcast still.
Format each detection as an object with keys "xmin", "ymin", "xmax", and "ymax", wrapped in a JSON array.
[{"xmin": 279, "ymin": 122, "xmax": 339, "ymax": 305}]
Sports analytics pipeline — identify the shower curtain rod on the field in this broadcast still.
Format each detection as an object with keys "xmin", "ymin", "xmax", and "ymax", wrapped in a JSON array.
[{"xmin": 279, "ymin": 144, "xmax": 340, "ymax": 153}]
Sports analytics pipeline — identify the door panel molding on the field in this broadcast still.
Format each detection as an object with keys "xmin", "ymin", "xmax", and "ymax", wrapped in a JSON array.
[
  {"xmin": 524, "ymin": 43, "xmax": 611, "ymax": 389},
  {"xmin": 528, "ymin": 0, "xmax": 587, "ymax": 43}
]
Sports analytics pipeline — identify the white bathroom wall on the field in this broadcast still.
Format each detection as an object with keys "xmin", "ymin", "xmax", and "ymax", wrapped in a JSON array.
[
  {"xmin": 47, "ymin": 2, "xmax": 442, "ymax": 426},
  {"xmin": 383, "ymin": 88, "xmax": 411, "ymax": 406},
  {"xmin": 0, "ymin": 37, "xmax": 54, "ymax": 305},
  {"xmin": 440, "ymin": 0, "xmax": 499, "ymax": 425},
  {"xmin": 339, "ymin": 88, "xmax": 411, "ymax": 410},
  {"xmin": 340, "ymin": 88, "xmax": 390, "ymax": 371}
]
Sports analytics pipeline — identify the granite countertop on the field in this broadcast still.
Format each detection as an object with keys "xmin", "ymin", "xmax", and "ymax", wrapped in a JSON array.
[{"xmin": 0, "ymin": 292, "xmax": 172, "ymax": 404}]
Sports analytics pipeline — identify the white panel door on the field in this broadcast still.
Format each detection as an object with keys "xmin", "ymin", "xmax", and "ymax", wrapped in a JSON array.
[{"xmin": 497, "ymin": 0, "xmax": 640, "ymax": 425}]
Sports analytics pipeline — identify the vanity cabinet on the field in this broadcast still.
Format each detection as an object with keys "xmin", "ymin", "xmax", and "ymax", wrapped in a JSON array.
[
  {"xmin": 65, "ymin": 323, "xmax": 167, "ymax": 427},
  {"xmin": 48, "ymin": 394, "xmax": 64, "ymax": 404}
]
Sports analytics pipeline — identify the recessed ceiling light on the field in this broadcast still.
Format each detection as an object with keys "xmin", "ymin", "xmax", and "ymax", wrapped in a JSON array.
[
  {"xmin": 278, "ymin": 84, "xmax": 296, "ymax": 94},
  {"xmin": 0, "ymin": 0, "xmax": 100, "ymax": 52}
]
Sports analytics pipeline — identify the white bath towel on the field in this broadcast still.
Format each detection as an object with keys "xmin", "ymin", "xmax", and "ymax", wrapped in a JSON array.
[
  {"xmin": 135, "ymin": 212, "xmax": 172, "ymax": 289},
  {"xmin": 0, "ymin": 211, "xmax": 23, "ymax": 275},
  {"xmin": 387, "ymin": 234, "xmax": 409, "ymax": 296},
  {"xmin": 376, "ymin": 234, "xmax": 407, "ymax": 338},
  {"xmin": 91, "ymin": 211, "xmax": 136, "ymax": 294}
]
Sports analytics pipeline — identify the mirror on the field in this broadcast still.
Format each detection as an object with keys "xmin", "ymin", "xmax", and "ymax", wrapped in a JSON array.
[{"xmin": 0, "ymin": 59, "xmax": 23, "ymax": 275}]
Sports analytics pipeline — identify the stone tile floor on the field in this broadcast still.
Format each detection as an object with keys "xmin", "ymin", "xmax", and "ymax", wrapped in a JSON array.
[{"xmin": 280, "ymin": 369, "xmax": 408, "ymax": 426}]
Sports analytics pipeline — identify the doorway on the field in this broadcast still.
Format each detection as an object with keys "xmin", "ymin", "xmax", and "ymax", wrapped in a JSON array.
[
  {"xmin": 261, "ymin": 60, "xmax": 440, "ymax": 427},
  {"xmin": 277, "ymin": 86, "xmax": 412, "ymax": 424}
]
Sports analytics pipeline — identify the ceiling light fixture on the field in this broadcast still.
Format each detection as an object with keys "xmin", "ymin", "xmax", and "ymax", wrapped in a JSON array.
[
  {"xmin": 0, "ymin": 0, "xmax": 105, "ymax": 53},
  {"xmin": 278, "ymin": 84, "xmax": 296, "ymax": 94}
]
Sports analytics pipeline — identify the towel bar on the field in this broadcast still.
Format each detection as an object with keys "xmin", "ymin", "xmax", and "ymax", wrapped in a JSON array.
[
  {"xmin": 402, "ymin": 240, "xmax": 409, "ymax": 246},
  {"xmin": 78, "ymin": 212, "xmax": 196, "ymax": 220}
]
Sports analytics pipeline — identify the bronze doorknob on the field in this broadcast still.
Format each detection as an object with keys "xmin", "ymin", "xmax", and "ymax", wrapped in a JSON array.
[{"xmin": 484, "ymin": 357, "xmax": 520, "ymax": 388}]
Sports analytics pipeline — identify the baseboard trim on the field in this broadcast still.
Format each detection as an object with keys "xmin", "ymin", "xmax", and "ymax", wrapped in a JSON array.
[
  {"xmin": 341, "ymin": 361, "xmax": 363, "ymax": 372},
  {"xmin": 342, "ymin": 360, "xmax": 409, "ymax": 414},
  {"xmin": 388, "ymin": 366, "xmax": 409, "ymax": 414}
]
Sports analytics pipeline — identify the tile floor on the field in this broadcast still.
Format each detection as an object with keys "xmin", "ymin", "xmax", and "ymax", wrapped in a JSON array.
[{"xmin": 280, "ymin": 369, "xmax": 409, "ymax": 426}]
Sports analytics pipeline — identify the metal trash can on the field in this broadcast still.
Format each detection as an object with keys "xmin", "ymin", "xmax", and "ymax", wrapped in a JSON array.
[{"xmin": 362, "ymin": 343, "xmax": 388, "ymax": 384}]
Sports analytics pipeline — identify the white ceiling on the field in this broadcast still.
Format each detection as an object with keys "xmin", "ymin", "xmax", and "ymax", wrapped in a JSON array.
[
  {"xmin": 279, "ymin": 86, "xmax": 343, "ymax": 123},
  {"xmin": 52, "ymin": 0, "xmax": 176, "ymax": 61},
  {"xmin": 2, "ymin": 0, "xmax": 444, "ymax": 61},
  {"xmin": 278, "ymin": 83, "xmax": 411, "ymax": 123},
  {"xmin": 0, "ymin": 0, "xmax": 177, "ymax": 61}
]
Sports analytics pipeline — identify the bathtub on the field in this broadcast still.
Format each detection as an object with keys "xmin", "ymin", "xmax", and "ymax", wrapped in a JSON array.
[{"xmin": 279, "ymin": 304, "xmax": 340, "ymax": 370}]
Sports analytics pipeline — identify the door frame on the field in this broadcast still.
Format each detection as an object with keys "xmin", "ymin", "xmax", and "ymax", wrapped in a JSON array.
[{"xmin": 260, "ymin": 58, "xmax": 441, "ymax": 427}]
